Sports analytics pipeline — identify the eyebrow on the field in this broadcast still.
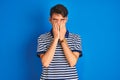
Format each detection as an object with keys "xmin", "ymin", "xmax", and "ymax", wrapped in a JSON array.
[
  {"xmin": 52, "ymin": 18, "xmax": 58, "ymax": 20},
  {"xmin": 52, "ymin": 18, "xmax": 65, "ymax": 20}
]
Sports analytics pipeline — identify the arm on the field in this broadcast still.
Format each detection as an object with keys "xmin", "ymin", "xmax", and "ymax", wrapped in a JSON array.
[
  {"xmin": 59, "ymin": 20, "xmax": 81, "ymax": 67},
  {"xmin": 60, "ymin": 39, "xmax": 80, "ymax": 67},
  {"xmin": 40, "ymin": 38, "xmax": 58, "ymax": 67},
  {"xmin": 40, "ymin": 22, "xmax": 59, "ymax": 68}
]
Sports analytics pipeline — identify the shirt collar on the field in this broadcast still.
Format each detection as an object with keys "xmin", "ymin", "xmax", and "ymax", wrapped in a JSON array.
[{"xmin": 50, "ymin": 29, "xmax": 69, "ymax": 38}]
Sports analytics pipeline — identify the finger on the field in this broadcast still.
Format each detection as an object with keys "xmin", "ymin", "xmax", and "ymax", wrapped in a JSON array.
[
  {"xmin": 53, "ymin": 22, "xmax": 57, "ymax": 29},
  {"xmin": 53, "ymin": 23, "xmax": 59, "ymax": 33},
  {"xmin": 62, "ymin": 20, "xmax": 65, "ymax": 28},
  {"xmin": 60, "ymin": 21, "xmax": 64, "ymax": 29},
  {"xmin": 53, "ymin": 23, "xmax": 57, "ymax": 33}
]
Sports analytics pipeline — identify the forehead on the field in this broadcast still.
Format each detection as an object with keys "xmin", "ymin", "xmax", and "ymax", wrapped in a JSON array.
[{"xmin": 51, "ymin": 13, "xmax": 66, "ymax": 19}]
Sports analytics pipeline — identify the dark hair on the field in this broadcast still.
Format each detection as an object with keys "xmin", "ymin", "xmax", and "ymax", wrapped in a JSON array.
[{"xmin": 50, "ymin": 4, "xmax": 68, "ymax": 17}]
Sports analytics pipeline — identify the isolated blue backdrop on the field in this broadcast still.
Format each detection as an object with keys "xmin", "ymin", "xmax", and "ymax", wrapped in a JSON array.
[{"xmin": 0, "ymin": 0, "xmax": 120, "ymax": 80}]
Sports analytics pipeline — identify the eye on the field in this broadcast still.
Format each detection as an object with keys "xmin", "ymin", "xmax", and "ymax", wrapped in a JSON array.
[
  {"xmin": 52, "ymin": 18, "xmax": 57, "ymax": 21},
  {"xmin": 53, "ymin": 19, "xmax": 56, "ymax": 20},
  {"xmin": 61, "ymin": 19, "xmax": 65, "ymax": 21}
]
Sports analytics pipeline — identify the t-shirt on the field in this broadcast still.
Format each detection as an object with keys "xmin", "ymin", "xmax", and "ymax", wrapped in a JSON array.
[{"xmin": 37, "ymin": 30, "xmax": 82, "ymax": 80}]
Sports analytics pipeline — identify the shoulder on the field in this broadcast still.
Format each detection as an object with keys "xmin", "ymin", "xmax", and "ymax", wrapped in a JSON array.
[
  {"xmin": 69, "ymin": 32, "xmax": 81, "ymax": 39},
  {"xmin": 38, "ymin": 32, "xmax": 51, "ymax": 40}
]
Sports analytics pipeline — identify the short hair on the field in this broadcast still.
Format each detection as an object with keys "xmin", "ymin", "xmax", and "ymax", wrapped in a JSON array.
[{"xmin": 50, "ymin": 4, "xmax": 68, "ymax": 17}]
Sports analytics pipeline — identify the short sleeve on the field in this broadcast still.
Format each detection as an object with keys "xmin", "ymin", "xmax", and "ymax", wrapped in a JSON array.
[
  {"xmin": 72, "ymin": 35, "xmax": 82, "ymax": 57},
  {"xmin": 37, "ymin": 35, "xmax": 47, "ymax": 57}
]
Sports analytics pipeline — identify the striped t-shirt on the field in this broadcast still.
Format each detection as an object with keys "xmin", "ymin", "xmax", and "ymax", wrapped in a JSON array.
[{"xmin": 37, "ymin": 30, "xmax": 82, "ymax": 80}]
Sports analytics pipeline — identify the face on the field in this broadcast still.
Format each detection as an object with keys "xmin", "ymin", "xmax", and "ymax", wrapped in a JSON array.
[{"xmin": 49, "ymin": 13, "xmax": 67, "ymax": 28}]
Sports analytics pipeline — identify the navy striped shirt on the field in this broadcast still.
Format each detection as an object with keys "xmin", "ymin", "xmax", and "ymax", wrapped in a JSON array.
[{"xmin": 37, "ymin": 30, "xmax": 82, "ymax": 80}]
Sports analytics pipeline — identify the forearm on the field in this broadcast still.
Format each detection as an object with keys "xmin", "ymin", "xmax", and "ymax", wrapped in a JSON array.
[
  {"xmin": 41, "ymin": 39, "xmax": 58, "ymax": 67},
  {"xmin": 61, "ymin": 39, "xmax": 78, "ymax": 67}
]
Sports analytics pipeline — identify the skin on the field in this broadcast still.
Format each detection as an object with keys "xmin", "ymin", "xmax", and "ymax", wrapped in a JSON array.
[{"xmin": 39, "ymin": 13, "xmax": 81, "ymax": 67}]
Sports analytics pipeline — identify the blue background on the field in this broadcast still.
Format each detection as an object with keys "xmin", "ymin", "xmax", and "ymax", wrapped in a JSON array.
[{"xmin": 0, "ymin": 0, "xmax": 120, "ymax": 80}]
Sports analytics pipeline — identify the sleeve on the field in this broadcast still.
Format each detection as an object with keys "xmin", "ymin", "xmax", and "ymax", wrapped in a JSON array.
[
  {"xmin": 72, "ymin": 35, "xmax": 82, "ymax": 57},
  {"xmin": 37, "ymin": 35, "xmax": 47, "ymax": 58}
]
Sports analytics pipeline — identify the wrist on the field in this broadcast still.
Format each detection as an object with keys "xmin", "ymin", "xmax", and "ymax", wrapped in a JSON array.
[
  {"xmin": 53, "ymin": 38, "xmax": 59, "ymax": 43},
  {"xmin": 59, "ymin": 38, "xmax": 66, "ymax": 44}
]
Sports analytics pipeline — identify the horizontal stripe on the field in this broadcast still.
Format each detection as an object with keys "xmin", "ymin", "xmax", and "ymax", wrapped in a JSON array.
[
  {"xmin": 51, "ymin": 60, "xmax": 67, "ymax": 63},
  {"xmin": 44, "ymin": 65, "xmax": 69, "ymax": 67},
  {"xmin": 43, "ymin": 68, "xmax": 76, "ymax": 71},
  {"xmin": 41, "ymin": 76, "xmax": 78, "ymax": 80},
  {"xmin": 42, "ymin": 72, "xmax": 77, "ymax": 75},
  {"xmin": 42, "ymin": 75, "xmax": 78, "ymax": 78}
]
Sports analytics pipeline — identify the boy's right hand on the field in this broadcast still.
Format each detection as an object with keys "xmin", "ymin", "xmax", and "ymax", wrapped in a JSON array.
[{"xmin": 52, "ymin": 22, "xmax": 60, "ymax": 41}]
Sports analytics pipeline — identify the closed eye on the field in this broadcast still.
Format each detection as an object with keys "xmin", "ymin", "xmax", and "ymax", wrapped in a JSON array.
[{"xmin": 61, "ymin": 19, "xmax": 65, "ymax": 21}]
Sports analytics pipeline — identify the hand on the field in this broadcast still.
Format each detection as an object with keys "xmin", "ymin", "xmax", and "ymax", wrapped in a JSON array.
[
  {"xmin": 52, "ymin": 22, "xmax": 59, "ymax": 40},
  {"xmin": 59, "ymin": 21, "xmax": 66, "ymax": 41}
]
